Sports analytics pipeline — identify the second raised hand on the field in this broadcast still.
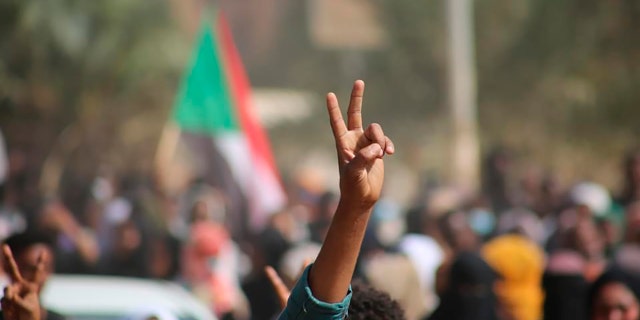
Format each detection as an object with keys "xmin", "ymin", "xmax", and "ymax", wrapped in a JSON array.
[{"xmin": 326, "ymin": 80, "xmax": 395, "ymax": 209}]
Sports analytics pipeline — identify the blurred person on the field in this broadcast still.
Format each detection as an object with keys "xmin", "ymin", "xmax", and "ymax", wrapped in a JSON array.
[
  {"xmin": 37, "ymin": 200, "xmax": 100, "ymax": 274},
  {"xmin": 513, "ymin": 166, "xmax": 545, "ymax": 213},
  {"xmin": 428, "ymin": 251, "xmax": 499, "ymax": 320},
  {"xmin": 181, "ymin": 199, "xmax": 250, "ymax": 320},
  {"xmin": 614, "ymin": 201, "xmax": 640, "ymax": 274},
  {"xmin": 1, "ymin": 232, "xmax": 66, "ymax": 320},
  {"xmin": 241, "ymin": 233, "xmax": 287, "ymax": 320},
  {"xmin": 432, "ymin": 210, "xmax": 480, "ymax": 291},
  {"xmin": 171, "ymin": 182, "xmax": 227, "ymax": 240},
  {"xmin": 308, "ymin": 191, "xmax": 338, "ymax": 244},
  {"xmin": 98, "ymin": 217, "xmax": 147, "ymax": 277},
  {"xmin": 241, "ymin": 212, "xmax": 294, "ymax": 320},
  {"xmin": 482, "ymin": 146, "xmax": 515, "ymax": 214},
  {"xmin": 425, "ymin": 187, "xmax": 464, "ymax": 219},
  {"xmin": 0, "ymin": 198, "xmax": 27, "ymax": 243},
  {"xmin": 0, "ymin": 137, "xmax": 27, "ymax": 242},
  {"xmin": 90, "ymin": 171, "xmax": 132, "ymax": 252},
  {"xmin": 495, "ymin": 208, "xmax": 545, "ymax": 244},
  {"xmin": 430, "ymin": 211, "xmax": 502, "ymax": 319},
  {"xmin": 98, "ymin": 195, "xmax": 133, "ymax": 252},
  {"xmin": 364, "ymin": 251, "xmax": 426, "ymax": 320},
  {"xmin": 356, "ymin": 199, "xmax": 426, "ymax": 320},
  {"xmin": 2, "ymin": 149, "xmax": 32, "ymax": 216},
  {"xmin": 588, "ymin": 266, "xmax": 640, "ymax": 320},
  {"xmin": 618, "ymin": 147, "xmax": 640, "ymax": 207},
  {"xmin": 278, "ymin": 242, "xmax": 320, "ymax": 288},
  {"xmin": 146, "ymin": 233, "xmax": 181, "ymax": 280},
  {"xmin": 270, "ymin": 206, "xmax": 309, "ymax": 245},
  {"xmin": 398, "ymin": 205, "xmax": 445, "ymax": 316},
  {"xmin": 557, "ymin": 219, "xmax": 608, "ymax": 282},
  {"xmin": 622, "ymin": 201, "xmax": 640, "ymax": 244},
  {"xmin": 482, "ymin": 225, "xmax": 545, "ymax": 320},
  {"xmin": 245, "ymin": 203, "xmax": 310, "ymax": 318},
  {"xmin": 597, "ymin": 208, "xmax": 624, "ymax": 259},
  {"xmin": 570, "ymin": 182, "xmax": 612, "ymax": 220},
  {"xmin": 369, "ymin": 198, "xmax": 405, "ymax": 249},
  {"xmin": 438, "ymin": 210, "xmax": 479, "ymax": 256},
  {"xmin": 546, "ymin": 182, "xmax": 611, "ymax": 253},
  {"xmin": 543, "ymin": 251, "xmax": 588, "ymax": 320},
  {"xmin": 578, "ymin": 219, "xmax": 609, "ymax": 280},
  {"xmin": 535, "ymin": 173, "xmax": 565, "ymax": 243},
  {"xmin": 466, "ymin": 197, "xmax": 496, "ymax": 240}
]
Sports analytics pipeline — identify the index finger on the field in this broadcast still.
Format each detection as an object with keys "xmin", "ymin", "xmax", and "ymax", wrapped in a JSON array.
[
  {"xmin": 264, "ymin": 266, "xmax": 290, "ymax": 309},
  {"xmin": 2, "ymin": 245, "xmax": 23, "ymax": 283},
  {"xmin": 347, "ymin": 80, "xmax": 365, "ymax": 130},
  {"xmin": 327, "ymin": 93, "xmax": 347, "ymax": 139}
]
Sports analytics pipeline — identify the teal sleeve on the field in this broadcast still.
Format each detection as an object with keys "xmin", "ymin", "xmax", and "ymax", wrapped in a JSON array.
[{"xmin": 278, "ymin": 264, "xmax": 352, "ymax": 320}]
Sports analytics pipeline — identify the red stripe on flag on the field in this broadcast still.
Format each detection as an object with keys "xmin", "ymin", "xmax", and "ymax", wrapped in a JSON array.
[
  {"xmin": 216, "ymin": 13, "xmax": 286, "ymax": 222},
  {"xmin": 217, "ymin": 14, "xmax": 281, "ymax": 178}
]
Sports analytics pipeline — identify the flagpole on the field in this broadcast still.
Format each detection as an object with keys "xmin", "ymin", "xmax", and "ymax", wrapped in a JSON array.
[{"xmin": 446, "ymin": 0, "xmax": 480, "ymax": 194}]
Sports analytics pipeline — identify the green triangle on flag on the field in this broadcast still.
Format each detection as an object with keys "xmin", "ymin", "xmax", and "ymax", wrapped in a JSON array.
[
  {"xmin": 173, "ymin": 18, "xmax": 238, "ymax": 134},
  {"xmin": 165, "ymin": 12, "xmax": 286, "ymax": 236}
]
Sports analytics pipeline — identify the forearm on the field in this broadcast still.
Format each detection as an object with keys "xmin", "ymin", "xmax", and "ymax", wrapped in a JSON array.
[{"xmin": 308, "ymin": 200, "xmax": 373, "ymax": 303}]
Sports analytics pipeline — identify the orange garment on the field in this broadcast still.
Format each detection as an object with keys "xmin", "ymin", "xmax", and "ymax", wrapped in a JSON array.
[{"xmin": 482, "ymin": 234, "xmax": 545, "ymax": 320}]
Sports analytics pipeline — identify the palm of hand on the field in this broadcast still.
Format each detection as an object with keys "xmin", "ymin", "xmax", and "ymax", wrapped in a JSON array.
[
  {"xmin": 13, "ymin": 285, "xmax": 40, "ymax": 320},
  {"xmin": 328, "ymin": 80, "xmax": 393, "ymax": 209},
  {"xmin": 336, "ymin": 130, "xmax": 384, "ymax": 206}
]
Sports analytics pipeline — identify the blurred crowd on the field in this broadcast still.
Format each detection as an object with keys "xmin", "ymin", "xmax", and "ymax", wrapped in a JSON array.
[{"xmin": 1, "ymin": 143, "xmax": 640, "ymax": 320}]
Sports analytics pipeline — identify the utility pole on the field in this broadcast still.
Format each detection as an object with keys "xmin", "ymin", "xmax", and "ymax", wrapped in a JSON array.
[{"xmin": 446, "ymin": 0, "xmax": 480, "ymax": 193}]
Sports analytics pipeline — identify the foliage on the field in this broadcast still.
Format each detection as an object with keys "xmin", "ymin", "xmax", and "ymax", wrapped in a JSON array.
[
  {"xmin": 1, "ymin": 0, "xmax": 639, "ymax": 200},
  {"xmin": 0, "ymin": 0, "xmax": 190, "ymax": 203}
]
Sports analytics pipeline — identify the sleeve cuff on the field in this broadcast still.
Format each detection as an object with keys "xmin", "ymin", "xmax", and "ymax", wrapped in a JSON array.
[{"xmin": 280, "ymin": 264, "xmax": 352, "ymax": 319}]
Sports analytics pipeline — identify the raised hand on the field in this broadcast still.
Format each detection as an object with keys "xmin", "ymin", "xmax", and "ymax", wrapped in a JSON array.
[
  {"xmin": 265, "ymin": 259, "xmax": 313, "ymax": 310},
  {"xmin": 299, "ymin": 80, "xmax": 396, "ymax": 305},
  {"xmin": 1, "ymin": 245, "xmax": 44, "ymax": 320},
  {"xmin": 326, "ymin": 80, "xmax": 394, "ymax": 210},
  {"xmin": 265, "ymin": 266, "xmax": 290, "ymax": 309}
]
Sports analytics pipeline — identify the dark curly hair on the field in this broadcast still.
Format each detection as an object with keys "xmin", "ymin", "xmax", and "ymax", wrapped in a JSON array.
[{"xmin": 348, "ymin": 279, "xmax": 406, "ymax": 320}]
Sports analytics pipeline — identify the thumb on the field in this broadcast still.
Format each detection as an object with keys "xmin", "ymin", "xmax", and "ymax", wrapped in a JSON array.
[{"xmin": 348, "ymin": 143, "xmax": 383, "ymax": 171}]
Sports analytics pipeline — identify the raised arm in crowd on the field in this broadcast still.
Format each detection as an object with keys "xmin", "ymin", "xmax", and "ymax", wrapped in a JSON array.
[{"xmin": 278, "ymin": 80, "xmax": 395, "ymax": 319}]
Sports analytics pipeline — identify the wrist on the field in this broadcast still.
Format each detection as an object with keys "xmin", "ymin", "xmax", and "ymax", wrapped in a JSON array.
[{"xmin": 335, "ymin": 198, "xmax": 375, "ymax": 219}]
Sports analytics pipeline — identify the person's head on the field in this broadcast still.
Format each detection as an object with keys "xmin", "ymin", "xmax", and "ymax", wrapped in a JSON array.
[
  {"xmin": 439, "ymin": 211, "xmax": 478, "ymax": 252},
  {"xmin": 405, "ymin": 205, "xmax": 427, "ymax": 235},
  {"xmin": 568, "ymin": 219, "xmax": 605, "ymax": 261},
  {"xmin": 3, "ymin": 231, "xmax": 55, "ymax": 292},
  {"xmin": 496, "ymin": 207, "xmax": 544, "ymax": 243},
  {"xmin": 588, "ymin": 267, "xmax": 640, "ymax": 320},
  {"xmin": 432, "ymin": 252, "xmax": 499, "ymax": 320},
  {"xmin": 188, "ymin": 188, "xmax": 227, "ymax": 225},
  {"xmin": 348, "ymin": 279, "xmax": 405, "ymax": 320},
  {"xmin": 113, "ymin": 218, "xmax": 143, "ymax": 256},
  {"xmin": 569, "ymin": 182, "xmax": 612, "ymax": 220}
]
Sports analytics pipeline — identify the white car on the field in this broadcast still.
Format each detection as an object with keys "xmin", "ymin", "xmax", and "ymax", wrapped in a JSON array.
[{"xmin": 41, "ymin": 275, "xmax": 218, "ymax": 320}]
